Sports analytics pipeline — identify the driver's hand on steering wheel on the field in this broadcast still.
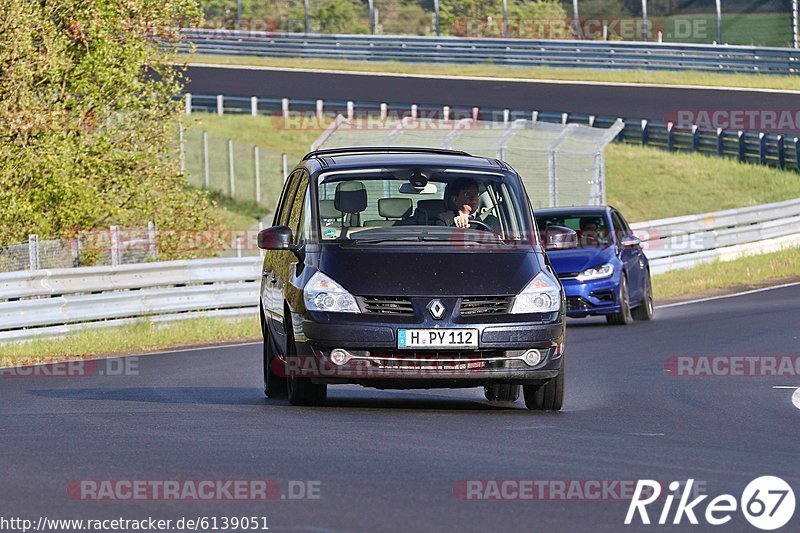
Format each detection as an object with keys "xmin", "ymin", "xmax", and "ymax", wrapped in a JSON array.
[{"xmin": 454, "ymin": 207, "xmax": 472, "ymax": 228}]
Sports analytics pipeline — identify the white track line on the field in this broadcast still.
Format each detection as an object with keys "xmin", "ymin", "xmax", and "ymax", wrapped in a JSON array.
[
  {"xmin": 186, "ymin": 62, "xmax": 800, "ymax": 95},
  {"xmin": 793, "ymin": 388, "xmax": 800, "ymax": 410},
  {"xmin": 657, "ymin": 281, "xmax": 800, "ymax": 309}
]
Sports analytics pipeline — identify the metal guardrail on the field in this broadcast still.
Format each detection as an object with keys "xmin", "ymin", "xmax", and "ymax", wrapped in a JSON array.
[
  {"xmin": 179, "ymin": 29, "xmax": 800, "ymax": 74},
  {"xmin": 1, "ymin": 200, "xmax": 798, "ymax": 342},
  {"xmin": 185, "ymin": 94, "xmax": 800, "ymax": 173},
  {"xmin": 631, "ymin": 198, "xmax": 800, "ymax": 274}
]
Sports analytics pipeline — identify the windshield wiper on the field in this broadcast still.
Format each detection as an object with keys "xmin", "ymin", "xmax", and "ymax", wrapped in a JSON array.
[{"xmin": 340, "ymin": 235, "xmax": 508, "ymax": 246}]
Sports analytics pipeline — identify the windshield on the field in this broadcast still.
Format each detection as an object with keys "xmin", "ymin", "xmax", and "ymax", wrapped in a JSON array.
[
  {"xmin": 315, "ymin": 167, "xmax": 533, "ymax": 244},
  {"xmin": 535, "ymin": 214, "xmax": 611, "ymax": 248}
]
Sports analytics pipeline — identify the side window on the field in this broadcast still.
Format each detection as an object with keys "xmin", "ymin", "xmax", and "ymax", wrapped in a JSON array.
[
  {"xmin": 292, "ymin": 172, "xmax": 310, "ymax": 245},
  {"xmin": 277, "ymin": 171, "xmax": 301, "ymax": 227},
  {"xmin": 610, "ymin": 211, "xmax": 628, "ymax": 241}
]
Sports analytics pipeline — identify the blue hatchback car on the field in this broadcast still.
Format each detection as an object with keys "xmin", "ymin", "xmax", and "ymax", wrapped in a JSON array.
[{"xmin": 535, "ymin": 206, "xmax": 653, "ymax": 325}]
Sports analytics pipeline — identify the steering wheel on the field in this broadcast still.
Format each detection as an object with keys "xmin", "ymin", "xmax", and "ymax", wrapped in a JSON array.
[{"xmin": 468, "ymin": 219, "xmax": 493, "ymax": 231}]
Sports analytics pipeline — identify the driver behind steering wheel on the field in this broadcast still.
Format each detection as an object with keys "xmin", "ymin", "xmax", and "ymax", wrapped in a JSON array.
[{"xmin": 435, "ymin": 177, "xmax": 500, "ymax": 231}]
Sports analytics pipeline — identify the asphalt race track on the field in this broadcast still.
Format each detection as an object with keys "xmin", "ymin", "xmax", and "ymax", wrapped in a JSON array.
[
  {"xmin": 185, "ymin": 64, "xmax": 800, "ymax": 123},
  {"xmin": 2, "ymin": 284, "xmax": 799, "ymax": 532}
]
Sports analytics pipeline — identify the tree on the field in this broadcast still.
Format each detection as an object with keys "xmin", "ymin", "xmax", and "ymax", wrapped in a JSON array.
[{"xmin": 0, "ymin": 0, "xmax": 222, "ymax": 259}]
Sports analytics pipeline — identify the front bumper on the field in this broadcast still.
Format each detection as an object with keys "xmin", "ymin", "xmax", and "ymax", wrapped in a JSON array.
[
  {"xmin": 289, "ymin": 314, "xmax": 564, "ymax": 387},
  {"xmin": 561, "ymin": 275, "xmax": 620, "ymax": 317}
]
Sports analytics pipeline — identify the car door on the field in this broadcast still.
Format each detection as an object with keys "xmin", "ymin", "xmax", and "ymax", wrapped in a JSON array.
[
  {"xmin": 611, "ymin": 209, "xmax": 643, "ymax": 303},
  {"xmin": 262, "ymin": 170, "xmax": 301, "ymax": 339}
]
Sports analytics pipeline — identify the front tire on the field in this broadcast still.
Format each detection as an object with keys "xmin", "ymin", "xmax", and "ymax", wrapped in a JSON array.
[
  {"xmin": 484, "ymin": 384, "xmax": 520, "ymax": 402},
  {"xmin": 284, "ymin": 315, "xmax": 326, "ymax": 407},
  {"xmin": 606, "ymin": 274, "xmax": 633, "ymax": 325},
  {"xmin": 631, "ymin": 271, "xmax": 654, "ymax": 321},
  {"xmin": 261, "ymin": 308, "xmax": 287, "ymax": 399},
  {"xmin": 523, "ymin": 358, "xmax": 565, "ymax": 411}
]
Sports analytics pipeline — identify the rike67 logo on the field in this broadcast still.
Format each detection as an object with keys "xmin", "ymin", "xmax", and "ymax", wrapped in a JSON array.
[{"xmin": 626, "ymin": 477, "xmax": 795, "ymax": 530}]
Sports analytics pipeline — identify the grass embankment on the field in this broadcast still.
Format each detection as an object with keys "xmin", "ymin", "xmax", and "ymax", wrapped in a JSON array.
[
  {"xmin": 181, "ymin": 54, "xmax": 800, "ymax": 92},
  {"xmin": 187, "ymin": 112, "xmax": 800, "ymax": 223},
  {"xmin": 0, "ymin": 316, "xmax": 260, "ymax": 360},
  {"xmin": 653, "ymin": 247, "xmax": 800, "ymax": 300}
]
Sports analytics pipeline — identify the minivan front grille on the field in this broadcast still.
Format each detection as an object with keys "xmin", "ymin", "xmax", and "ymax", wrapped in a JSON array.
[
  {"xmin": 459, "ymin": 296, "xmax": 512, "ymax": 316},
  {"xmin": 359, "ymin": 296, "xmax": 415, "ymax": 316}
]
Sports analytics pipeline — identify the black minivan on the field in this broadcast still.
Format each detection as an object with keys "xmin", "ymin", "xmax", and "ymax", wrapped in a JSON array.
[{"xmin": 257, "ymin": 147, "xmax": 575, "ymax": 410}]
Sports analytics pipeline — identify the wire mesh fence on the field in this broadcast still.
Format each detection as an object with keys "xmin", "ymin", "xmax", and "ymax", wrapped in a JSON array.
[
  {"xmin": 181, "ymin": 127, "xmax": 285, "ymax": 210},
  {"xmin": 0, "ymin": 225, "xmax": 159, "ymax": 274},
  {"xmin": 312, "ymin": 115, "xmax": 623, "ymax": 208}
]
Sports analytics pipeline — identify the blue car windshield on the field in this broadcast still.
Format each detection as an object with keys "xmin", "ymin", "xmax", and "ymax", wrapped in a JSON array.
[
  {"xmin": 316, "ymin": 168, "xmax": 533, "ymax": 243},
  {"xmin": 535, "ymin": 215, "xmax": 611, "ymax": 248}
]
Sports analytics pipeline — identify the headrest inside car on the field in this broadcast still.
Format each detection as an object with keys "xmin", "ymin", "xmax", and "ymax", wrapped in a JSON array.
[
  {"xmin": 378, "ymin": 198, "xmax": 412, "ymax": 219},
  {"xmin": 334, "ymin": 181, "xmax": 367, "ymax": 214}
]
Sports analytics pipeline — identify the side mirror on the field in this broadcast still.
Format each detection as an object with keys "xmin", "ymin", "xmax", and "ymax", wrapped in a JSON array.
[
  {"xmin": 543, "ymin": 225, "xmax": 578, "ymax": 251},
  {"xmin": 620, "ymin": 235, "xmax": 641, "ymax": 249},
  {"xmin": 258, "ymin": 226, "xmax": 294, "ymax": 250}
]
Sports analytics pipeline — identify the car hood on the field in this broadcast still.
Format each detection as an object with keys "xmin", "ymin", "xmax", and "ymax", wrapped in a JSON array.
[
  {"xmin": 316, "ymin": 246, "xmax": 541, "ymax": 296},
  {"xmin": 547, "ymin": 245, "xmax": 616, "ymax": 276}
]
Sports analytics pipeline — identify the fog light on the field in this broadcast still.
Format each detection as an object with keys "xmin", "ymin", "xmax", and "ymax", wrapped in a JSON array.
[
  {"xmin": 522, "ymin": 349, "xmax": 543, "ymax": 367},
  {"xmin": 330, "ymin": 349, "xmax": 352, "ymax": 366}
]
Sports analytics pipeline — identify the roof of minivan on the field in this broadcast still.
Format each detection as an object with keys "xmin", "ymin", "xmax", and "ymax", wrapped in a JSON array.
[{"xmin": 305, "ymin": 152, "xmax": 508, "ymax": 172}]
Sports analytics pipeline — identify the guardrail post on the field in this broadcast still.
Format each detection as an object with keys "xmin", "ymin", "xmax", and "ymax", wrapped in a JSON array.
[
  {"xmin": 228, "ymin": 139, "xmax": 236, "ymax": 198},
  {"xmin": 547, "ymin": 149, "xmax": 557, "ymax": 207},
  {"xmin": 472, "ymin": 107, "xmax": 479, "ymax": 121},
  {"xmin": 185, "ymin": 93, "xmax": 192, "ymax": 116},
  {"xmin": 258, "ymin": 220, "xmax": 265, "ymax": 257},
  {"xmin": 250, "ymin": 96, "xmax": 258, "ymax": 117},
  {"xmin": 716, "ymin": 128, "xmax": 724, "ymax": 155},
  {"xmin": 282, "ymin": 153, "xmax": 288, "ymax": 181},
  {"xmin": 411, "ymin": 104, "xmax": 418, "ymax": 119},
  {"xmin": 236, "ymin": 236, "xmax": 243, "ymax": 258},
  {"xmin": 691, "ymin": 125, "xmax": 699, "ymax": 152},
  {"xmin": 777, "ymin": 135, "xmax": 786, "ymax": 168},
  {"xmin": 561, "ymin": 112, "xmax": 569, "ymax": 125},
  {"xmin": 531, "ymin": 111, "xmax": 539, "ymax": 124},
  {"xmin": 667, "ymin": 122, "xmax": 675, "ymax": 152},
  {"xmin": 503, "ymin": 109, "xmax": 510, "ymax": 126},
  {"xmin": 443, "ymin": 106, "xmax": 450, "ymax": 121},
  {"xmin": 759, "ymin": 133, "xmax": 767, "ymax": 164},
  {"xmin": 589, "ymin": 115, "xmax": 595, "ymax": 127},
  {"xmin": 738, "ymin": 130, "xmax": 746, "ymax": 161},
  {"xmin": 796, "ymin": 137, "xmax": 800, "ymax": 170},
  {"xmin": 28, "ymin": 234, "xmax": 39, "ymax": 271},
  {"xmin": 147, "ymin": 221, "xmax": 158, "ymax": 261},
  {"xmin": 216, "ymin": 94, "xmax": 224, "ymax": 116},
  {"xmin": 380, "ymin": 103, "xmax": 387, "ymax": 121},
  {"xmin": 347, "ymin": 101, "xmax": 354, "ymax": 120},
  {"xmin": 281, "ymin": 98, "xmax": 289, "ymax": 121},
  {"xmin": 110, "ymin": 226, "xmax": 120, "ymax": 267},
  {"xmin": 641, "ymin": 119, "xmax": 649, "ymax": 145},
  {"xmin": 254, "ymin": 146, "xmax": 261, "ymax": 204},
  {"xmin": 203, "ymin": 131, "xmax": 210, "ymax": 189},
  {"xmin": 316, "ymin": 99, "xmax": 324, "ymax": 121}
]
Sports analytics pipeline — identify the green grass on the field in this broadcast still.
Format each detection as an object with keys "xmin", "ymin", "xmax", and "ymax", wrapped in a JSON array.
[
  {"xmin": 660, "ymin": 13, "xmax": 793, "ymax": 47},
  {"xmin": 180, "ymin": 54, "xmax": 800, "ymax": 92},
  {"xmin": 0, "ymin": 316, "xmax": 260, "ymax": 362},
  {"xmin": 604, "ymin": 144, "xmax": 800, "ymax": 222},
  {"xmin": 186, "ymin": 112, "xmax": 800, "ymax": 223},
  {"xmin": 653, "ymin": 246, "xmax": 800, "ymax": 300}
]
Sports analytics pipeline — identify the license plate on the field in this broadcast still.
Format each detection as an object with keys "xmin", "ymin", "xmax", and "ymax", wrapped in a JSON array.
[{"xmin": 397, "ymin": 329, "xmax": 478, "ymax": 349}]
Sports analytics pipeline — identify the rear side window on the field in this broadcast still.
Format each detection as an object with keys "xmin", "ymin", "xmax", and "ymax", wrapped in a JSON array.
[{"xmin": 276, "ymin": 171, "xmax": 301, "ymax": 227}]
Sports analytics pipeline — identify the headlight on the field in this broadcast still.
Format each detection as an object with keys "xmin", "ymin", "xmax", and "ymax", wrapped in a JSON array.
[
  {"xmin": 576, "ymin": 263, "xmax": 614, "ymax": 281},
  {"xmin": 303, "ymin": 272, "xmax": 361, "ymax": 313},
  {"xmin": 509, "ymin": 272, "xmax": 561, "ymax": 314}
]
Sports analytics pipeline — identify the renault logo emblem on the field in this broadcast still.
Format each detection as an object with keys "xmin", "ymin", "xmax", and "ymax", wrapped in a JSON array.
[{"xmin": 427, "ymin": 299, "xmax": 446, "ymax": 320}]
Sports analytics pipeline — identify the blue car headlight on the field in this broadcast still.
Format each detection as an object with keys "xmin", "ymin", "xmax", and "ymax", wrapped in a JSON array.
[
  {"xmin": 576, "ymin": 263, "xmax": 614, "ymax": 282},
  {"xmin": 510, "ymin": 272, "xmax": 561, "ymax": 314}
]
